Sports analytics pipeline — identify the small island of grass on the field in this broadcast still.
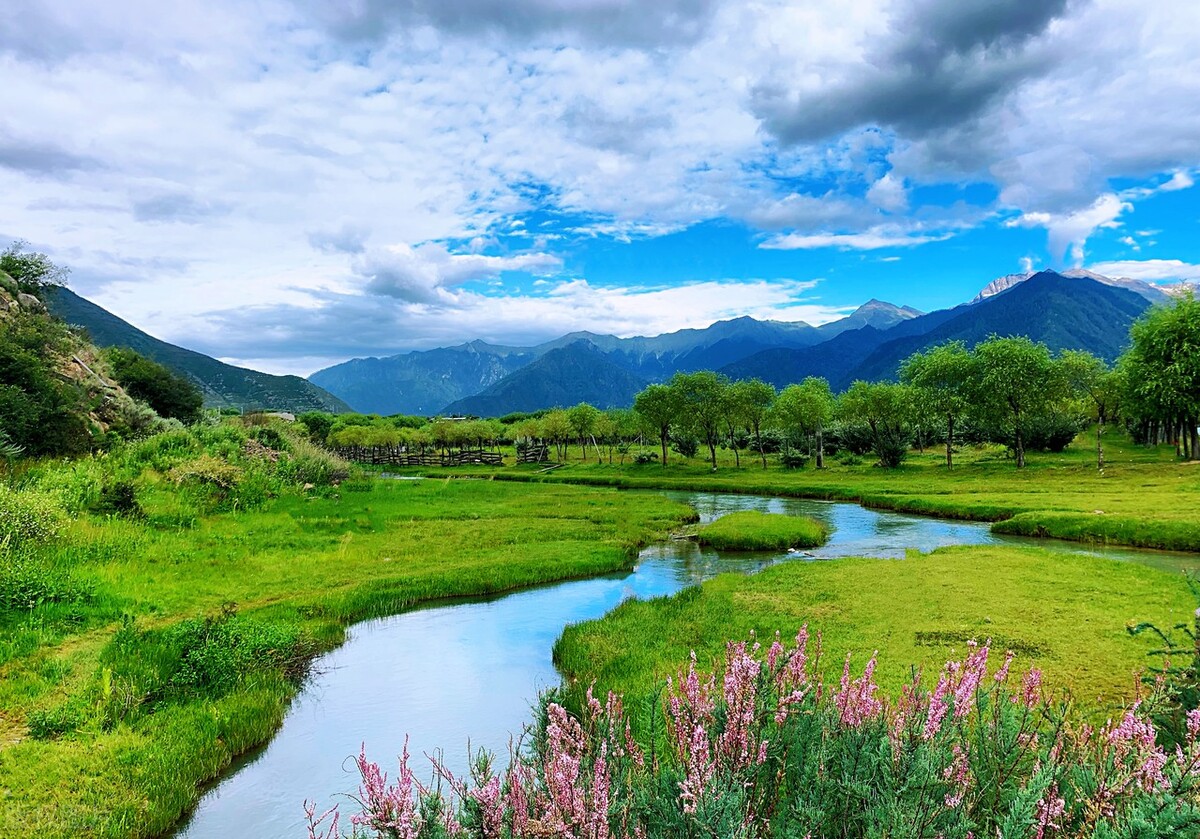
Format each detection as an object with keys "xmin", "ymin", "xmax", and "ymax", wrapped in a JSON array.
[{"xmin": 696, "ymin": 510, "xmax": 828, "ymax": 551}]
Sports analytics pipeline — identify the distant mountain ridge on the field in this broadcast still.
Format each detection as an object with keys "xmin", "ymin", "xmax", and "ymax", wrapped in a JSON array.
[
  {"xmin": 310, "ymin": 300, "xmax": 917, "ymax": 414},
  {"xmin": 306, "ymin": 269, "xmax": 1170, "ymax": 417},
  {"xmin": 46, "ymin": 287, "xmax": 350, "ymax": 413},
  {"xmin": 442, "ymin": 341, "xmax": 648, "ymax": 416},
  {"xmin": 727, "ymin": 272, "xmax": 1152, "ymax": 390}
]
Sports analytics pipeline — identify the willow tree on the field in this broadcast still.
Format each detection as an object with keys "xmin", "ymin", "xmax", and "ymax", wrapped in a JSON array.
[
  {"xmin": 837, "ymin": 380, "xmax": 912, "ymax": 468},
  {"xmin": 900, "ymin": 341, "xmax": 973, "ymax": 470},
  {"xmin": 771, "ymin": 377, "xmax": 833, "ymax": 468},
  {"xmin": 1120, "ymin": 295, "xmax": 1200, "ymax": 459},
  {"xmin": 1061, "ymin": 349, "xmax": 1122, "ymax": 470},
  {"xmin": 634, "ymin": 384, "xmax": 676, "ymax": 467},
  {"xmin": 729, "ymin": 379, "xmax": 775, "ymax": 468},
  {"xmin": 970, "ymin": 336, "xmax": 1064, "ymax": 468}
]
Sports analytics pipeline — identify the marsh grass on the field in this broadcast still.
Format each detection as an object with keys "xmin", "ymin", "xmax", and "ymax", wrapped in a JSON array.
[
  {"xmin": 0, "ymin": 438, "xmax": 694, "ymax": 838},
  {"xmin": 419, "ymin": 432, "xmax": 1200, "ymax": 551},
  {"xmin": 554, "ymin": 545, "xmax": 1198, "ymax": 720},
  {"xmin": 696, "ymin": 510, "xmax": 827, "ymax": 551}
]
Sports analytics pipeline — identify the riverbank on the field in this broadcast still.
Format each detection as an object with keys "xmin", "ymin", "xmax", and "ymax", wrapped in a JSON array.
[
  {"xmin": 409, "ymin": 436, "xmax": 1200, "ymax": 552},
  {"xmin": 0, "ymin": 476, "xmax": 694, "ymax": 838},
  {"xmin": 554, "ymin": 543, "xmax": 1198, "ymax": 719}
]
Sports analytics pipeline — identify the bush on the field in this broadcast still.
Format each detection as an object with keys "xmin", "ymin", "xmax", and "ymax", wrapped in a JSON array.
[
  {"xmin": 279, "ymin": 437, "xmax": 350, "ymax": 486},
  {"xmin": 103, "ymin": 347, "xmax": 203, "ymax": 424},
  {"xmin": 167, "ymin": 454, "xmax": 242, "ymax": 490},
  {"xmin": 670, "ymin": 435, "xmax": 700, "ymax": 458},
  {"xmin": 323, "ymin": 634, "xmax": 1200, "ymax": 839},
  {"xmin": 633, "ymin": 451, "xmax": 659, "ymax": 465},
  {"xmin": 779, "ymin": 451, "xmax": 809, "ymax": 469},
  {"xmin": 89, "ymin": 481, "xmax": 142, "ymax": 518},
  {"xmin": 0, "ymin": 554, "xmax": 93, "ymax": 610},
  {"xmin": 0, "ymin": 484, "xmax": 66, "ymax": 547}
]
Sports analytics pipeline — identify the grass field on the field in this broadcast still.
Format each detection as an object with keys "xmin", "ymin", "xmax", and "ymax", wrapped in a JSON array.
[
  {"xmin": 695, "ymin": 510, "xmax": 828, "ymax": 550},
  {"xmin": 420, "ymin": 434, "xmax": 1200, "ymax": 552},
  {"xmin": 0, "ymin": 476, "xmax": 694, "ymax": 838},
  {"xmin": 554, "ymin": 544, "xmax": 1198, "ymax": 718}
]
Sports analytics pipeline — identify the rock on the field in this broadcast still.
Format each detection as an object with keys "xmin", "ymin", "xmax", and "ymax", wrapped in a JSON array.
[{"xmin": 17, "ymin": 293, "xmax": 46, "ymax": 313}]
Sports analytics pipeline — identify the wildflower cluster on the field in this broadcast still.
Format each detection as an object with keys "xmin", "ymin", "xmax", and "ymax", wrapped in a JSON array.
[{"xmin": 311, "ymin": 630, "xmax": 1200, "ymax": 839}]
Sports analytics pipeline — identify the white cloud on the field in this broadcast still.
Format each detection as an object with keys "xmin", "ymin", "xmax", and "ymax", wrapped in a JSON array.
[
  {"xmin": 761, "ymin": 229, "xmax": 953, "ymax": 251},
  {"xmin": 1007, "ymin": 193, "xmax": 1130, "ymax": 263},
  {"xmin": 175, "ymin": 276, "xmax": 845, "ymax": 374},
  {"xmin": 355, "ymin": 243, "xmax": 562, "ymax": 302},
  {"xmin": 1087, "ymin": 259, "xmax": 1200, "ymax": 282},
  {"xmin": 866, "ymin": 173, "xmax": 908, "ymax": 213}
]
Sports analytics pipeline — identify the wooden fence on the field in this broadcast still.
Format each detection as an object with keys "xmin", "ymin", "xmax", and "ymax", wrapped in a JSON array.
[
  {"xmin": 333, "ymin": 446, "xmax": 504, "ymax": 467},
  {"xmin": 516, "ymin": 444, "xmax": 550, "ymax": 464}
]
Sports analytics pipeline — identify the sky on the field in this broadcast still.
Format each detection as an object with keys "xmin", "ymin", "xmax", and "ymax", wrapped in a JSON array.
[{"xmin": 3, "ymin": 0, "xmax": 1200, "ymax": 376}]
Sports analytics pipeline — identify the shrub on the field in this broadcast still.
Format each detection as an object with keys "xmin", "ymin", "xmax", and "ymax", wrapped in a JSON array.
[
  {"xmin": 670, "ymin": 435, "xmax": 700, "ymax": 459},
  {"xmin": 0, "ymin": 484, "xmax": 66, "ymax": 547},
  {"xmin": 632, "ymin": 451, "xmax": 659, "ymax": 465},
  {"xmin": 322, "ymin": 632, "xmax": 1200, "ymax": 839},
  {"xmin": 279, "ymin": 437, "xmax": 350, "ymax": 486},
  {"xmin": 0, "ymin": 554, "xmax": 93, "ymax": 610},
  {"xmin": 103, "ymin": 347, "xmax": 203, "ymax": 424},
  {"xmin": 167, "ymin": 454, "xmax": 242, "ymax": 490},
  {"xmin": 89, "ymin": 481, "xmax": 142, "ymax": 518},
  {"xmin": 779, "ymin": 451, "xmax": 809, "ymax": 469}
]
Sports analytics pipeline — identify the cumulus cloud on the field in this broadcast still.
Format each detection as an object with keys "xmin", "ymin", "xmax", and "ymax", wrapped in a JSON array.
[
  {"xmin": 1006, "ymin": 193, "xmax": 1130, "ymax": 262},
  {"xmin": 753, "ymin": 0, "xmax": 1069, "ymax": 143},
  {"xmin": 1087, "ymin": 259, "xmax": 1200, "ymax": 282},
  {"xmin": 2, "ymin": 0, "xmax": 1199, "ymax": 370},
  {"xmin": 355, "ymin": 243, "xmax": 563, "ymax": 303}
]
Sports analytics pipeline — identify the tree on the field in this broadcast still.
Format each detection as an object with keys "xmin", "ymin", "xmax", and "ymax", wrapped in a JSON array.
[
  {"xmin": 566, "ymin": 402, "xmax": 601, "ymax": 462},
  {"xmin": 670, "ymin": 371, "xmax": 729, "ymax": 469},
  {"xmin": 729, "ymin": 379, "xmax": 775, "ymax": 468},
  {"xmin": 634, "ymin": 384, "xmax": 677, "ymax": 467},
  {"xmin": 1060, "ymin": 350, "xmax": 1123, "ymax": 470},
  {"xmin": 1119, "ymin": 295, "xmax": 1200, "ymax": 460},
  {"xmin": 837, "ymin": 381, "xmax": 912, "ymax": 468},
  {"xmin": 1, "ymin": 241, "xmax": 69, "ymax": 296},
  {"xmin": 970, "ymin": 336, "xmax": 1065, "ymax": 468},
  {"xmin": 104, "ymin": 347, "xmax": 204, "ymax": 424},
  {"xmin": 771, "ymin": 377, "xmax": 833, "ymax": 468},
  {"xmin": 900, "ymin": 341, "xmax": 973, "ymax": 470},
  {"xmin": 541, "ymin": 409, "xmax": 572, "ymax": 461}
]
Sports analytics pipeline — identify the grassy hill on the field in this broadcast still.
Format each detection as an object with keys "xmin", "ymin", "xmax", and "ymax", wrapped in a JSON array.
[{"xmin": 45, "ymin": 287, "xmax": 349, "ymax": 413}]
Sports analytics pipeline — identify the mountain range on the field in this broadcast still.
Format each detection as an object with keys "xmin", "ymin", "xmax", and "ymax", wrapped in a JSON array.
[
  {"xmin": 310, "ymin": 269, "xmax": 1169, "ymax": 416},
  {"xmin": 45, "ymin": 287, "xmax": 350, "ymax": 414}
]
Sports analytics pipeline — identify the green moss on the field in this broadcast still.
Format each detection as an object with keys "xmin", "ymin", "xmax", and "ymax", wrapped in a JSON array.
[{"xmin": 696, "ymin": 510, "xmax": 827, "ymax": 551}]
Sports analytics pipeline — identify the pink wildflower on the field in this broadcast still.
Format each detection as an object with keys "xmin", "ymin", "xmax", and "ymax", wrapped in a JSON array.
[
  {"xmin": 834, "ymin": 651, "xmax": 883, "ymax": 729},
  {"xmin": 1016, "ymin": 668, "xmax": 1042, "ymax": 709},
  {"xmin": 1032, "ymin": 783, "xmax": 1065, "ymax": 839},
  {"xmin": 351, "ymin": 739, "xmax": 424, "ymax": 839},
  {"xmin": 942, "ymin": 744, "xmax": 970, "ymax": 808},
  {"xmin": 952, "ymin": 641, "xmax": 989, "ymax": 719},
  {"xmin": 994, "ymin": 650, "xmax": 1015, "ymax": 684},
  {"xmin": 304, "ymin": 800, "xmax": 340, "ymax": 839}
]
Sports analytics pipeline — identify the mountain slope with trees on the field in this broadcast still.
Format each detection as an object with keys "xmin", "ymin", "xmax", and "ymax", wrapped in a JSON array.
[{"xmin": 45, "ymin": 287, "xmax": 349, "ymax": 413}]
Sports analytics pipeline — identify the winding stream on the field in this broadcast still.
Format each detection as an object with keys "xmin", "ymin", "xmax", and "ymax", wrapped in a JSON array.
[{"xmin": 171, "ymin": 492, "xmax": 1196, "ymax": 838}]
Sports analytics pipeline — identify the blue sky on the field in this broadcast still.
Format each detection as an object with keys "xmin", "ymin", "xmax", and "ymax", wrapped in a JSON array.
[{"xmin": 2, "ymin": 0, "xmax": 1198, "ymax": 375}]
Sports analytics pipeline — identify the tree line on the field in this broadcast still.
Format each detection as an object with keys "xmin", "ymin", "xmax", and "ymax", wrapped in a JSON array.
[{"xmin": 309, "ymin": 295, "xmax": 1200, "ymax": 471}]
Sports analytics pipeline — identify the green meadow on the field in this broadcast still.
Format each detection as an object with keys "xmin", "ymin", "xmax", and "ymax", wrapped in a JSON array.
[{"xmin": 0, "ymin": 468, "xmax": 693, "ymax": 838}]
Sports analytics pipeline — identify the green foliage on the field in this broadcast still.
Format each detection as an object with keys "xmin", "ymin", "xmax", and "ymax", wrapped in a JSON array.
[
  {"xmin": 0, "ymin": 484, "xmax": 67, "ymax": 546},
  {"xmin": 696, "ymin": 510, "xmax": 827, "ymax": 550},
  {"xmin": 103, "ymin": 347, "xmax": 203, "ymax": 424},
  {"xmin": 296, "ymin": 410, "xmax": 335, "ymax": 443},
  {"xmin": 0, "ymin": 553, "xmax": 93, "ymax": 610},
  {"xmin": 1120, "ymin": 294, "xmax": 1200, "ymax": 457},
  {"xmin": 837, "ymin": 380, "xmax": 912, "ymax": 468},
  {"xmin": 0, "ymin": 241, "xmax": 69, "ymax": 295},
  {"xmin": 970, "ymin": 336, "xmax": 1066, "ymax": 468},
  {"xmin": 0, "ymin": 306, "xmax": 93, "ymax": 456}
]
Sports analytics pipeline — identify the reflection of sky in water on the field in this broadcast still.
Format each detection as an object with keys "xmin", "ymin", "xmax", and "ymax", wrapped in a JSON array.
[{"xmin": 175, "ymin": 491, "xmax": 1198, "ymax": 839}]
